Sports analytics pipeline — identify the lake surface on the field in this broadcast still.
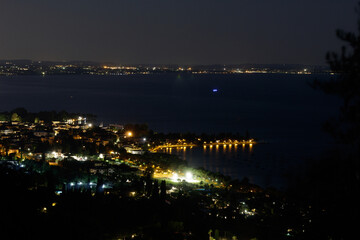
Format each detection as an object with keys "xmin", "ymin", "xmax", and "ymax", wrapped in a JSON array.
[{"xmin": 0, "ymin": 73, "xmax": 341, "ymax": 189}]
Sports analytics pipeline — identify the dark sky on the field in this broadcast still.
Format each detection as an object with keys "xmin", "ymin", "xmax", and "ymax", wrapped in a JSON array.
[{"xmin": 0, "ymin": 0, "xmax": 358, "ymax": 65}]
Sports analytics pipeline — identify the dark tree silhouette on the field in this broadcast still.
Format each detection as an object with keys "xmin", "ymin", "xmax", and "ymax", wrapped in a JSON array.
[
  {"xmin": 152, "ymin": 179, "xmax": 159, "ymax": 199},
  {"xmin": 145, "ymin": 173, "xmax": 153, "ymax": 197},
  {"xmin": 160, "ymin": 180, "xmax": 166, "ymax": 201},
  {"xmin": 312, "ymin": 3, "xmax": 360, "ymax": 147},
  {"xmin": 306, "ymin": 3, "xmax": 360, "ymax": 239},
  {"xmin": 96, "ymin": 176, "xmax": 104, "ymax": 196}
]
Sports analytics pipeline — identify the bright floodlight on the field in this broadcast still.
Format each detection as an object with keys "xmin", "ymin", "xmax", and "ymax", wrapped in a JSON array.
[
  {"xmin": 185, "ymin": 172, "xmax": 193, "ymax": 181},
  {"xmin": 172, "ymin": 173, "xmax": 179, "ymax": 182}
]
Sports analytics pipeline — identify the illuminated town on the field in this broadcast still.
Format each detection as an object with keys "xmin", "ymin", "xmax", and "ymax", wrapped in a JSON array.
[
  {"xmin": 0, "ymin": 60, "xmax": 328, "ymax": 76},
  {"xmin": 0, "ymin": 109, "xmax": 321, "ymax": 239},
  {"xmin": 1, "ymin": 0, "xmax": 358, "ymax": 238}
]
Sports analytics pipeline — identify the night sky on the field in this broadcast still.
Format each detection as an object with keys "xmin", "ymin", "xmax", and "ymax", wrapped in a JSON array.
[{"xmin": 0, "ymin": 0, "xmax": 358, "ymax": 65}]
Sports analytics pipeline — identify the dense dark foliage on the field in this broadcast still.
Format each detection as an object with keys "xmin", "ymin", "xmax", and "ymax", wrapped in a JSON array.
[{"xmin": 291, "ymin": 3, "xmax": 360, "ymax": 239}]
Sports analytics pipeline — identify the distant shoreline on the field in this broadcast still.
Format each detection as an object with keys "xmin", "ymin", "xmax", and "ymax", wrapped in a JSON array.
[{"xmin": 0, "ymin": 60, "xmax": 331, "ymax": 76}]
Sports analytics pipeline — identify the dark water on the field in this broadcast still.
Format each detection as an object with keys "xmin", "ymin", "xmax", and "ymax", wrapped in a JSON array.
[{"xmin": 0, "ymin": 73, "xmax": 341, "ymax": 189}]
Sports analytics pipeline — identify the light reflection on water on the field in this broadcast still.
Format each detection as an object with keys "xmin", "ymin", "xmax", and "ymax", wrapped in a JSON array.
[
  {"xmin": 160, "ymin": 141, "xmax": 330, "ymax": 190},
  {"xmin": 0, "ymin": 74, "xmax": 340, "ymax": 189},
  {"xmin": 161, "ymin": 144, "xmax": 275, "ymax": 187}
]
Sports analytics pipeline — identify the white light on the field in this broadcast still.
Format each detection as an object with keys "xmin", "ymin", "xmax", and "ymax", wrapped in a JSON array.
[
  {"xmin": 99, "ymin": 153, "xmax": 104, "ymax": 158},
  {"xmin": 186, "ymin": 172, "xmax": 193, "ymax": 181},
  {"xmin": 70, "ymin": 182, "xmax": 75, "ymax": 186},
  {"xmin": 172, "ymin": 173, "xmax": 179, "ymax": 182}
]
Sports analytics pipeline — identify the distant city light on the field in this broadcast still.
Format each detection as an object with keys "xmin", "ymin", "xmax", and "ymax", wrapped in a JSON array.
[{"xmin": 212, "ymin": 88, "xmax": 218, "ymax": 92}]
